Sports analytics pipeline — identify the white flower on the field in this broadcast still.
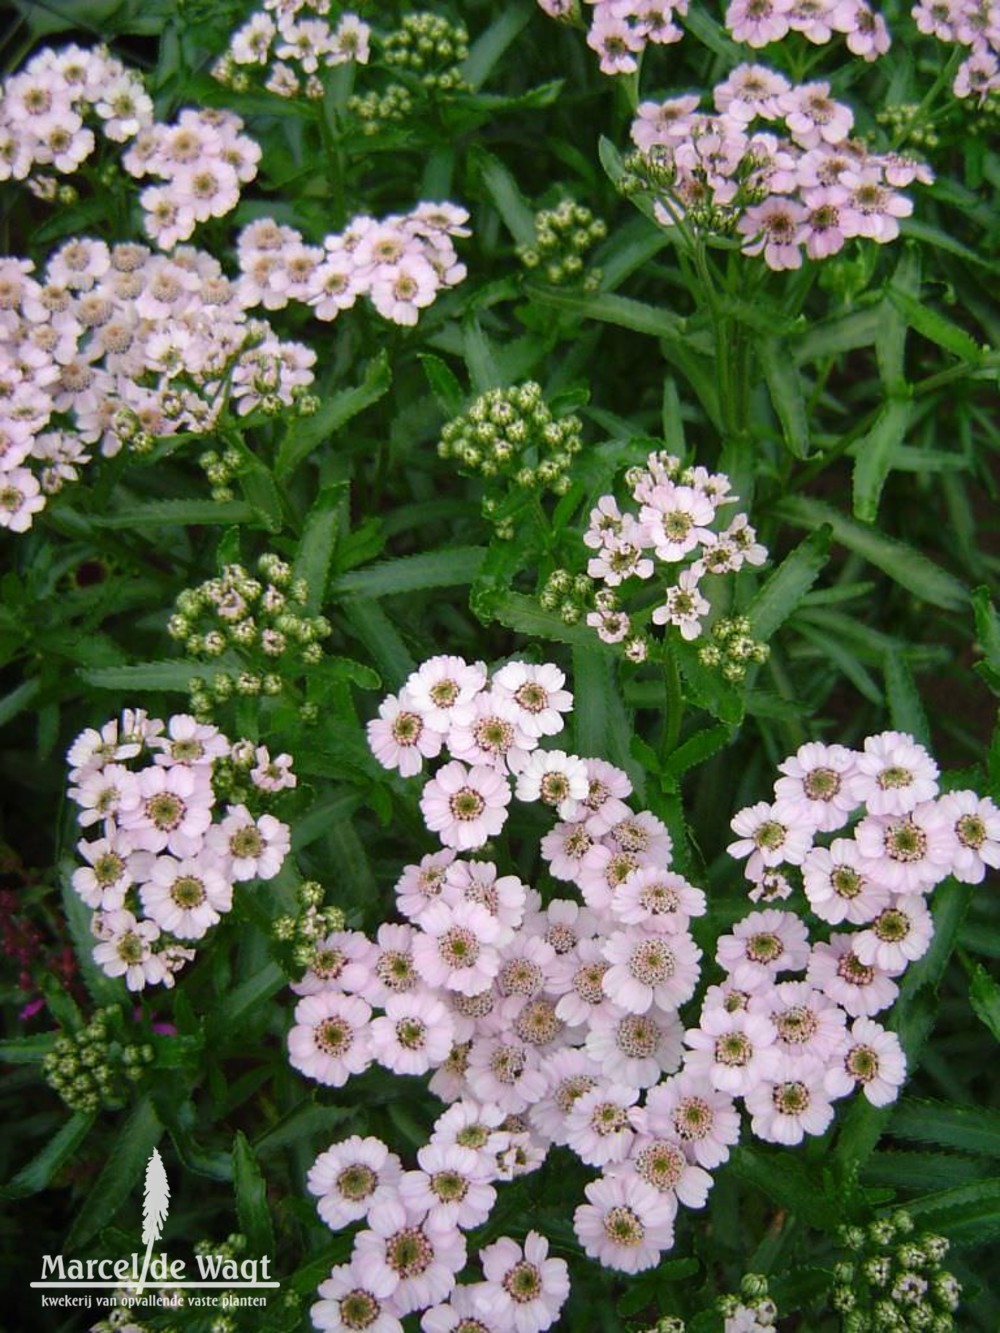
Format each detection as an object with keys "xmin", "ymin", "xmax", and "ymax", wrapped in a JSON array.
[
  {"xmin": 848, "ymin": 729, "xmax": 939, "ymax": 815},
  {"xmin": 307, "ymin": 1136, "xmax": 403, "ymax": 1231},
  {"xmin": 91, "ymin": 909, "xmax": 164, "ymax": 991},
  {"xmin": 474, "ymin": 1231, "xmax": 570, "ymax": 1333},
  {"xmin": 514, "ymin": 749, "xmax": 589, "ymax": 818},
  {"xmin": 207, "ymin": 804, "xmax": 290, "ymax": 881},
  {"xmin": 937, "ymin": 790, "xmax": 1000, "ymax": 884},
  {"xmin": 491, "ymin": 662, "xmax": 573, "ymax": 739},
  {"xmin": 367, "ymin": 691, "xmax": 443, "ymax": 777},
  {"xmin": 287, "ymin": 992, "xmax": 372, "ymax": 1087},
  {"xmin": 401, "ymin": 655, "xmax": 487, "ymax": 734},
  {"xmin": 824, "ymin": 1017, "xmax": 907, "ymax": 1107},
  {"xmin": 139, "ymin": 853, "xmax": 232, "ymax": 939}
]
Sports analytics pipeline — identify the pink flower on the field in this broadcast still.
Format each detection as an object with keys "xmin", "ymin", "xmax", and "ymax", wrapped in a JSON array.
[
  {"xmin": 492, "ymin": 662, "xmax": 573, "ymax": 739},
  {"xmin": 586, "ymin": 16, "xmax": 645, "ymax": 75},
  {"xmin": 412, "ymin": 900, "xmax": 504, "ymax": 996},
  {"xmin": 585, "ymin": 1007, "xmax": 684, "ymax": 1089},
  {"xmin": 367, "ymin": 691, "xmax": 443, "ymax": 777},
  {"xmin": 853, "ymin": 895, "xmax": 934, "ymax": 972},
  {"xmin": 715, "ymin": 909, "xmax": 811, "ymax": 990},
  {"xmin": 773, "ymin": 740, "xmax": 858, "ymax": 832},
  {"xmin": 474, "ymin": 1231, "xmax": 570, "ymax": 1333},
  {"xmin": 938, "ymin": 790, "xmax": 1000, "ymax": 883},
  {"xmin": 802, "ymin": 838, "xmax": 889, "ymax": 925},
  {"xmin": 574, "ymin": 1173, "xmax": 675, "ymax": 1272},
  {"xmin": 287, "ymin": 992, "xmax": 372, "ymax": 1087},
  {"xmin": 352, "ymin": 1199, "xmax": 466, "ymax": 1316},
  {"xmin": 395, "ymin": 850, "xmax": 456, "ymax": 922},
  {"xmin": 515, "ymin": 749, "xmax": 589, "ymax": 818},
  {"xmin": 824, "ymin": 1017, "xmax": 906, "ymax": 1106},
  {"xmin": 612, "ymin": 1135, "xmax": 713, "ymax": 1212},
  {"xmin": 728, "ymin": 802, "xmax": 813, "ymax": 878},
  {"xmin": 399, "ymin": 1143, "xmax": 496, "ymax": 1231},
  {"xmin": 448, "ymin": 690, "xmax": 537, "ymax": 773},
  {"xmin": 602, "ymin": 927, "xmax": 701, "ymax": 1013},
  {"xmin": 311, "ymin": 1262, "xmax": 403, "ymax": 1333},
  {"xmin": 565, "ymin": 1084, "xmax": 640, "ymax": 1166},
  {"xmin": 738, "ymin": 198, "xmax": 809, "ymax": 271},
  {"xmin": 651, "ymin": 569, "xmax": 710, "ymax": 640},
  {"xmin": 611, "ymin": 867, "xmax": 706, "ymax": 931},
  {"xmin": 854, "ymin": 802, "xmax": 954, "ymax": 894},
  {"xmin": 420, "ymin": 761, "xmax": 512, "ymax": 851},
  {"xmin": 307, "ymin": 1136, "xmax": 403, "ymax": 1231},
  {"xmin": 744, "ymin": 1055, "xmax": 837, "ymax": 1144},
  {"xmin": 402, "ymin": 655, "xmax": 487, "ymax": 734},
  {"xmin": 640, "ymin": 1072, "xmax": 741, "ymax": 1169},
  {"xmin": 849, "ymin": 730, "xmax": 940, "ymax": 815},
  {"xmin": 207, "ymin": 804, "xmax": 290, "ymax": 881},
  {"xmin": 726, "ymin": 0, "xmax": 795, "ymax": 46},
  {"xmin": 370, "ymin": 991, "xmax": 456, "ymax": 1075},
  {"xmin": 683, "ymin": 1007, "xmax": 782, "ymax": 1095},
  {"xmin": 292, "ymin": 930, "xmax": 378, "ymax": 998},
  {"xmin": 806, "ymin": 934, "xmax": 900, "ymax": 1017},
  {"xmin": 751, "ymin": 980, "xmax": 848, "ymax": 1066},
  {"xmin": 139, "ymin": 853, "xmax": 232, "ymax": 940}
]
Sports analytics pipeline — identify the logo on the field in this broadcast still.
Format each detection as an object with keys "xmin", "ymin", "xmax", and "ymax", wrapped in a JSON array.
[{"xmin": 31, "ymin": 1149, "xmax": 279, "ymax": 1314}]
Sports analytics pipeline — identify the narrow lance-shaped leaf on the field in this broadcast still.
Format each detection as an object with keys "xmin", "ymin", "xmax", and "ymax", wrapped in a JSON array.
[{"xmin": 747, "ymin": 526, "xmax": 832, "ymax": 639}]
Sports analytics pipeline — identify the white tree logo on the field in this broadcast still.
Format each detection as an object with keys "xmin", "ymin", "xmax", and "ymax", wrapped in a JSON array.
[{"xmin": 136, "ymin": 1147, "xmax": 170, "ymax": 1295}]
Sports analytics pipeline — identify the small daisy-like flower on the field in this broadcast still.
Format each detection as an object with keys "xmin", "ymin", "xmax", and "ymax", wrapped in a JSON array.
[
  {"xmin": 753, "ymin": 980, "xmax": 848, "ymax": 1066},
  {"xmin": 539, "ymin": 821, "xmax": 596, "ymax": 882},
  {"xmin": 514, "ymin": 749, "xmax": 589, "ymax": 819},
  {"xmin": 292, "ymin": 929, "xmax": 377, "ymax": 998},
  {"xmin": 430, "ymin": 1098, "xmax": 509, "ymax": 1165},
  {"xmin": 465, "ymin": 1036, "xmax": 547, "ymax": 1115},
  {"xmin": 307, "ymin": 1136, "xmax": 403, "ymax": 1231},
  {"xmin": 849, "ymin": 730, "xmax": 940, "ymax": 815},
  {"xmin": 287, "ymin": 992, "xmax": 373, "ymax": 1087},
  {"xmin": 802, "ymin": 838, "xmax": 890, "ymax": 925},
  {"xmin": 612, "ymin": 867, "xmax": 707, "ymax": 931},
  {"xmin": 639, "ymin": 482, "xmax": 716, "ymax": 562},
  {"xmin": 744, "ymin": 1055, "xmax": 836, "ymax": 1145},
  {"xmin": 491, "ymin": 662, "xmax": 573, "ymax": 740},
  {"xmin": 602, "ymin": 927, "xmax": 701, "ymax": 1013},
  {"xmin": 208, "ymin": 803, "xmax": 290, "ymax": 881},
  {"xmin": 449, "ymin": 691, "xmax": 536, "ymax": 773},
  {"xmin": 824, "ymin": 1017, "xmax": 906, "ymax": 1107},
  {"xmin": 574, "ymin": 1173, "xmax": 675, "ymax": 1273},
  {"xmin": 139, "ymin": 853, "xmax": 232, "ymax": 940},
  {"xmin": 651, "ymin": 569, "xmax": 710, "ymax": 641},
  {"xmin": 367, "ymin": 691, "xmax": 443, "ymax": 777},
  {"xmin": 640, "ymin": 1072, "xmax": 741, "ymax": 1169},
  {"xmin": 854, "ymin": 802, "xmax": 954, "ymax": 894},
  {"xmin": 853, "ymin": 895, "xmax": 934, "ymax": 972},
  {"xmin": 71, "ymin": 837, "xmax": 134, "ymax": 910},
  {"xmin": 579, "ymin": 758, "xmax": 634, "ymax": 835},
  {"xmin": 412, "ymin": 900, "xmax": 503, "ymax": 996},
  {"xmin": 529, "ymin": 1049, "xmax": 602, "ymax": 1145},
  {"xmin": 806, "ymin": 934, "xmax": 900, "ymax": 1017},
  {"xmin": 715, "ymin": 910, "xmax": 811, "ymax": 990},
  {"xmin": 937, "ymin": 790, "xmax": 1000, "ymax": 884},
  {"xmin": 728, "ymin": 802, "xmax": 813, "ymax": 879},
  {"xmin": 352, "ymin": 1199, "xmax": 467, "ymax": 1316},
  {"xmin": 683, "ymin": 1007, "xmax": 782, "ymax": 1096},
  {"xmin": 395, "ymin": 850, "xmax": 456, "ymax": 922},
  {"xmin": 585, "ymin": 1007, "xmax": 684, "ymax": 1089},
  {"xmin": 399, "ymin": 1143, "xmax": 496, "ymax": 1231},
  {"xmin": 613, "ymin": 1135, "xmax": 713, "ymax": 1212},
  {"xmin": 370, "ymin": 991, "xmax": 456, "ymax": 1076},
  {"xmin": 420, "ymin": 761, "xmax": 512, "ymax": 851},
  {"xmin": 565, "ymin": 1083, "xmax": 639, "ymax": 1167},
  {"xmin": 91, "ymin": 909, "xmax": 164, "ymax": 991},
  {"xmin": 773, "ymin": 740, "xmax": 859, "ymax": 832},
  {"xmin": 402, "ymin": 655, "xmax": 487, "ymax": 734},
  {"xmin": 474, "ymin": 1231, "xmax": 570, "ymax": 1333},
  {"xmin": 119, "ymin": 763, "xmax": 213, "ymax": 857},
  {"xmin": 311, "ymin": 1261, "xmax": 403, "ymax": 1333}
]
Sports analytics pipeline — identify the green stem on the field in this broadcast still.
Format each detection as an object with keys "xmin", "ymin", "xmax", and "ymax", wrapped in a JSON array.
[
  {"xmin": 891, "ymin": 49, "xmax": 962, "ymax": 152},
  {"xmin": 662, "ymin": 645, "xmax": 683, "ymax": 759}
]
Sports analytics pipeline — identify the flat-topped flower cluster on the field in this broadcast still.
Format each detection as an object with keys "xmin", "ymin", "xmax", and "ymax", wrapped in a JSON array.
[
  {"xmin": 235, "ymin": 203, "xmax": 470, "ymax": 327},
  {"xmin": 66, "ymin": 710, "xmax": 294, "ymax": 991},
  {"xmin": 537, "ymin": 0, "xmax": 889, "ymax": 76},
  {"xmin": 212, "ymin": 0, "xmax": 370, "ymax": 100},
  {"xmin": 628, "ymin": 64, "xmax": 931, "ymax": 268},
  {"xmin": 0, "ymin": 239, "xmax": 316, "ymax": 532},
  {"xmin": 287, "ymin": 662, "xmax": 970, "ymax": 1329},
  {"xmin": 582, "ymin": 449, "xmax": 767, "ymax": 655},
  {"xmin": 912, "ymin": 0, "xmax": 1000, "ymax": 102}
]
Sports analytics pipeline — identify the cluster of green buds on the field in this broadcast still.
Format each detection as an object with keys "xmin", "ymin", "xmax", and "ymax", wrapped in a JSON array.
[
  {"xmin": 348, "ymin": 84, "xmax": 415, "ymax": 135},
  {"xmin": 719, "ymin": 1274, "xmax": 778, "ymax": 1328},
  {"xmin": 539, "ymin": 573, "xmax": 648, "ymax": 663},
  {"xmin": 875, "ymin": 104, "xmax": 940, "ymax": 150},
  {"xmin": 833, "ymin": 1212, "xmax": 961, "ymax": 1332},
  {"xmin": 438, "ymin": 383, "xmax": 584, "ymax": 538},
  {"xmin": 639, "ymin": 1317, "xmax": 686, "ymax": 1333},
  {"xmin": 42, "ymin": 1006, "xmax": 153, "ymax": 1113},
  {"xmin": 168, "ymin": 554, "xmax": 330, "ymax": 717},
  {"xmin": 539, "ymin": 567, "xmax": 594, "ymax": 625},
  {"xmin": 199, "ymin": 447, "xmax": 244, "ymax": 503},
  {"xmin": 518, "ymin": 199, "xmax": 606, "ymax": 289},
  {"xmin": 967, "ymin": 88, "xmax": 1000, "ymax": 134},
  {"xmin": 698, "ymin": 614, "xmax": 769, "ymax": 684},
  {"xmin": 273, "ymin": 881, "xmax": 347, "ymax": 973},
  {"xmin": 382, "ymin": 13, "xmax": 470, "ymax": 94},
  {"xmin": 619, "ymin": 146, "xmax": 770, "ymax": 237}
]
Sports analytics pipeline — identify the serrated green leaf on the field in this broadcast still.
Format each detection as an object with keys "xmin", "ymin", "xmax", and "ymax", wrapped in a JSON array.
[
  {"xmin": 773, "ymin": 496, "xmax": 967, "ymax": 611},
  {"xmin": 760, "ymin": 338, "xmax": 810, "ymax": 457},
  {"xmin": 864, "ymin": 1149, "xmax": 993, "ymax": 1192},
  {"xmin": 233, "ymin": 1131, "xmax": 276, "ymax": 1256},
  {"xmin": 0, "ymin": 1033, "xmax": 57, "ymax": 1063},
  {"xmin": 89, "ymin": 500, "xmax": 257, "ymax": 529},
  {"xmin": 484, "ymin": 591, "xmax": 607, "ymax": 649},
  {"xmin": 418, "ymin": 354, "xmax": 466, "ymax": 418},
  {"xmin": 525, "ymin": 283, "xmax": 687, "ymax": 341},
  {"xmin": 66, "ymin": 1096, "xmax": 163, "ymax": 1249},
  {"xmin": 747, "ymin": 527, "xmax": 831, "ymax": 639},
  {"xmin": 877, "ymin": 248, "xmax": 918, "ymax": 392},
  {"xmin": 78, "ymin": 661, "xmax": 223, "ymax": 691},
  {"xmin": 792, "ymin": 306, "xmax": 883, "ymax": 364},
  {"xmin": 209, "ymin": 962, "xmax": 286, "ymax": 1034},
  {"xmin": 342, "ymin": 599, "xmax": 415, "ymax": 690},
  {"xmin": 888, "ymin": 1098, "xmax": 1000, "ymax": 1157},
  {"xmin": 475, "ymin": 149, "xmax": 536, "ymax": 247},
  {"xmin": 729, "ymin": 1145, "xmax": 838, "ymax": 1230},
  {"xmin": 1, "ymin": 1111, "xmax": 96, "ymax": 1200},
  {"xmin": 0, "ymin": 677, "xmax": 40, "ymax": 729},
  {"xmin": 331, "ymin": 548, "xmax": 487, "ymax": 598},
  {"xmin": 238, "ymin": 456, "xmax": 285, "ymax": 533},
  {"xmin": 904, "ymin": 1178, "xmax": 1000, "ymax": 1244},
  {"xmin": 964, "ymin": 956, "xmax": 1000, "ymax": 1042},
  {"xmin": 254, "ymin": 1101, "xmax": 352, "ymax": 1156},
  {"xmin": 292, "ymin": 789, "xmax": 362, "ymax": 852},
  {"xmin": 663, "ymin": 724, "xmax": 732, "ymax": 778},
  {"xmin": 294, "ymin": 484, "xmax": 346, "ymax": 615},
  {"xmin": 461, "ymin": 0, "xmax": 534, "ymax": 89},
  {"xmin": 852, "ymin": 399, "xmax": 914, "ymax": 522},
  {"xmin": 276, "ymin": 353, "xmax": 392, "ymax": 480},
  {"xmin": 462, "ymin": 317, "xmax": 502, "ymax": 393},
  {"xmin": 884, "ymin": 652, "xmax": 930, "ymax": 746},
  {"xmin": 888, "ymin": 287, "xmax": 982, "ymax": 361}
]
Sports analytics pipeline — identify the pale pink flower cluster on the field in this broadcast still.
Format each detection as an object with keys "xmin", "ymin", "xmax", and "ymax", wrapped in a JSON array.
[
  {"xmin": 0, "ymin": 44, "xmax": 152, "ymax": 190},
  {"xmin": 725, "ymin": 0, "xmax": 890, "ymax": 58},
  {"xmin": 235, "ymin": 204, "xmax": 470, "ymax": 328},
  {"xmin": 213, "ymin": 0, "xmax": 370, "ymax": 100},
  {"xmin": 912, "ymin": 0, "xmax": 1000, "ymax": 102},
  {"xmin": 66, "ymin": 710, "xmax": 293, "ymax": 991},
  {"xmin": 0, "ymin": 239, "xmax": 315, "ymax": 532},
  {"xmin": 690, "ymin": 731, "xmax": 1000, "ymax": 1145},
  {"xmin": 583, "ymin": 449, "xmax": 766, "ymax": 650},
  {"xmin": 577, "ymin": 0, "xmax": 688, "ymax": 78},
  {"xmin": 121, "ymin": 108, "xmax": 261, "ymax": 250},
  {"xmin": 632, "ymin": 65, "xmax": 932, "ymax": 269}
]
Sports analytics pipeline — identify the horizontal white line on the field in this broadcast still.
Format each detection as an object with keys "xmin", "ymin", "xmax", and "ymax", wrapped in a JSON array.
[{"xmin": 31, "ymin": 1282, "xmax": 280, "ymax": 1289}]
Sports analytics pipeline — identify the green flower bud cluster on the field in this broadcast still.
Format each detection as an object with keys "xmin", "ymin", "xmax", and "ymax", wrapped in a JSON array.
[
  {"xmin": 640, "ymin": 1317, "xmax": 686, "ymax": 1333},
  {"xmin": 382, "ymin": 13, "xmax": 471, "ymax": 93},
  {"xmin": 833, "ymin": 1212, "xmax": 961, "ymax": 1333},
  {"xmin": 348, "ymin": 84, "xmax": 415, "ymax": 135},
  {"xmin": 43, "ymin": 1006, "xmax": 153, "ymax": 1113},
  {"xmin": 874, "ymin": 105, "xmax": 940, "ymax": 150},
  {"xmin": 169, "ymin": 555, "xmax": 330, "ymax": 718},
  {"xmin": 698, "ymin": 615, "xmax": 769, "ymax": 684},
  {"xmin": 199, "ymin": 448, "xmax": 244, "ymax": 504},
  {"xmin": 438, "ymin": 383, "xmax": 583, "ymax": 536},
  {"xmin": 518, "ymin": 199, "xmax": 606, "ymax": 289},
  {"xmin": 195, "ymin": 1232, "xmax": 246, "ymax": 1262},
  {"xmin": 719, "ymin": 1274, "xmax": 778, "ymax": 1328},
  {"xmin": 273, "ymin": 881, "xmax": 347, "ymax": 973},
  {"xmin": 539, "ymin": 567, "xmax": 594, "ymax": 626},
  {"xmin": 620, "ymin": 147, "xmax": 768, "ymax": 237}
]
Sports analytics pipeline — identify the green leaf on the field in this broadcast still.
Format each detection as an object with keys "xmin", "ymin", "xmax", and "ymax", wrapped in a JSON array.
[
  {"xmin": 0, "ymin": 677, "xmax": 40, "ymax": 729},
  {"xmin": 475, "ymin": 150, "xmax": 536, "ymax": 247},
  {"xmin": 792, "ymin": 306, "xmax": 883, "ymax": 364},
  {"xmin": 747, "ymin": 527, "xmax": 832, "ymax": 639},
  {"xmin": 904, "ymin": 1179, "xmax": 1000, "ymax": 1244},
  {"xmin": 484, "ymin": 591, "xmax": 608, "ymax": 649},
  {"xmin": 877, "ymin": 248, "xmax": 918, "ymax": 393},
  {"xmin": 963, "ymin": 955, "xmax": 1000, "ymax": 1042},
  {"xmin": 888, "ymin": 1098, "xmax": 1000, "ymax": 1157},
  {"xmin": 0, "ymin": 1033, "xmax": 57, "ymax": 1063},
  {"xmin": 729, "ymin": 1145, "xmax": 838, "ymax": 1230},
  {"xmin": 330, "ymin": 548, "xmax": 487, "ymax": 598},
  {"xmin": 237, "ymin": 454, "xmax": 286, "ymax": 533},
  {"xmin": 888, "ymin": 287, "xmax": 982, "ymax": 362},
  {"xmin": 292, "ymin": 789, "xmax": 362, "ymax": 852},
  {"xmin": 572, "ymin": 645, "xmax": 613, "ymax": 759},
  {"xmin": 66, "ymin": 1096, "xmax": 163, "ymax": 1249},
  {"xmin": 233, "ymin": 1131, "xmax": 276, "ymax": 1257},
  {"xmin": 342, "ymin": 599, "xmax": 415, "ymax": 690},
  {"xmin": 901, "ymin": 217, "xmax": 1000, "ymax": 270},
  {"xmin": 418, "ymin": 354, "xmax": 466, "ymax": 418},
  {"xmin": 461, "ymin": 0, "xmax": 533, "ymax": 89},
  {"xmin": 462, "ymin": 317, "xmax": 502, "ymax": 393},
  {"xmin": 209, "ymin": 962, "xmax": 286, "ymax": 1034},
  {"xmin": 852, "ymin": 399, "xmax": 914, "ymax": 522},
  {"xmin": 1, "ymin": 1111, "xmax": 95, "ymax": 1200},
  {"xmin": 662, "ymin": 724, "xmax": 732, "ymax": 779},
  {"xmin": 78, "ymin": 661, "xmax": 223, "ymax": 691},
  {"xmin": 773, "ymin": 496, "xmax": 967, "ymax": 611},
  {"xmin": 294, "ymin": 484, "xmax": 346, "ymax": 615},
  {"xmin": 275, "ymin": 352, "xmax": 392, "ymax": 480},
  {"xmin": 760, "ymin": 338, "xmax": 810, "ymax": 458},
  {"xmin": 254, "ymin": 1100, "xmax": 352, "ymax": 1157},
  {"xmin": 89, "ymin": 500, "xmax": 257, "ymax": 529},
  {"xmin": 883, "ymin": 652, "xmax": 930, "ymax": 746},
  {"xmin": 525, "ymin": 283, "xmax": 688, "ymax": 342}
]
